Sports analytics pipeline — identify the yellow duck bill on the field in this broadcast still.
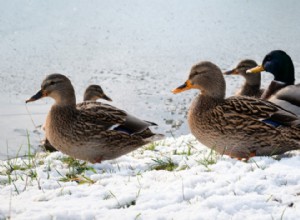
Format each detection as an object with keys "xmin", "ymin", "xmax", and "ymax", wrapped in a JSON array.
[{"xmin": 246, "ymin": 65, "xmax": 265, "ymax": 74}]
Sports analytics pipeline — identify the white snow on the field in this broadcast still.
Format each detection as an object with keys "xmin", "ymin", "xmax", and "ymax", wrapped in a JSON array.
[{"xmin": 0, "ymin": 136, "xmax": 299, "ymax": 219}]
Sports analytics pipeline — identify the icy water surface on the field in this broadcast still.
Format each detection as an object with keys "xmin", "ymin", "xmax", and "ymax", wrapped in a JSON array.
[{"xmin": 1, "ymin": 0, "xmax": 300, "ymax": 159}]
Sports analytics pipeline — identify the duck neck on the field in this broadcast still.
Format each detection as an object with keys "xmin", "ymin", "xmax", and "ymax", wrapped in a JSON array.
[
  {"xmin": 192, "ymin": 93, "xmax": 224, "ymax": 114},
  {"xmin": 261, "ymin": 80, "xmax": 287, "ymax": 99},
  {"xmin": 240, "ymin": 83, "xmax": 261, "ymax": 96},
  {"xmin": 83, "ymin": 93, "xmax": 90, "ymax": 101},
  {"xmin": 53, "ymin": 89, "xmax": 77, "ymax": 107},
  {"xmin": 273, "ymin": 72, "xmax": 295, "ymax": 86},
  {"xmin": 83, "ymin": 93, "xmax": 97, "ymax": 101},
  {"xmin": 272, "ymin": 57, "xmax": 295, "ymax": 85}
]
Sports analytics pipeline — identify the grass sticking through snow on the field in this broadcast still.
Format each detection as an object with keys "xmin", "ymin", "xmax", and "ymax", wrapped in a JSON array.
[
  {"xmin": 0, "ymin": 131, "xmax": 43, "ymax": 192},
  {"xmin": 196, "ymin": 148, "xmax": 219, "ymax": 171},
  {"xmin": 58, "ymin": 157, "xmax": 96, "ymax": 184},
  {"xmin": 151, "ymin": 157, "xmax": 178, "ymax": 171},
  {"xmin": 0, "ymin": 133, "xmax": 97, "ymax": 188}
]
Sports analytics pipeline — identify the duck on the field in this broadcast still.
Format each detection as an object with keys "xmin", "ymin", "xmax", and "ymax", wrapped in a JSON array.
[
  {"xmin": 43, "ymin": 84, "xmax": 113, "ymax": 152},
  {"xmin": 83, "ymin": 84, "xmax": 112, "ymax": 102},
  {"xmin": 224, "ymin": 59, "xmax": 264, "ymax": 98},
  {"xmin": 172, "ymin": 61, "xmax": 300, "ymax": 159},
  {"xmin": 247, "ymin": 50, "xmax": 300, "ymax": 115},
  {"xmin": 27, "ymin": 73, "xmax": 163, "ymax": 163}
]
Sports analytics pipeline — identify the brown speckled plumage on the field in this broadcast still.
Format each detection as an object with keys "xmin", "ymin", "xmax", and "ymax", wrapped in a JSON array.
[
  {"xmin": 27, "ymin": 74, "xmax": 163, "ymax": 163},
  {"xmin": 173, "ymin": 61, "xmax": 300, "ymax": 159},
  {"xmin": 224, "ymin": 59, "xmax": 264, "ymax": 98},
  {"xmin": 43, "ymin": 84, "xmax": 113, "ymax": 152}
]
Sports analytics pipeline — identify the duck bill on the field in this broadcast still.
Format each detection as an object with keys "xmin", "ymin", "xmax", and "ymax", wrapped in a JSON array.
[
  {"xmin": 102, "ymin": 94, "xmax": 112, "ymax": 102},
  {"xmin": 224, "ymin": 69, "xmax": 238, "ymax": 75},
  {"xmin": 246, "ymin": 65, "xmax": 264, "ymax": 74},
  {"xmin": 25, "ymin": 90, "xmax": 46, "ymax": 103},
  {"xmin": 172, "ymin": 80, "xmax": 194, "ymax": 94}
]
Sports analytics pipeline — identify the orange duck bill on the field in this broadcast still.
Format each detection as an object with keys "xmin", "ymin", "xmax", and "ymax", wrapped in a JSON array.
[
  {"xmin": 223, "ymin": 69, "xmax": 238, "ymax": 75},
  {"xmin": 172, "ymin": 80, "xmax": 195, "ymax": 94}
]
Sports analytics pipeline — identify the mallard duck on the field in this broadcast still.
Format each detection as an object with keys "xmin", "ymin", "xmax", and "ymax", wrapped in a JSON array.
[
  {"xmin": 247, "ymin": 50, "xmax": 300, "ymax": 115},
  {"xmin": 172, "ymin": 61, "xmax": 300, "ymax": 159},
  {"xmin": 43, "ymin": 84, "xmax": 113, "ymax": 152},
  {"xmin": 83, "ymin": 84, "xmax": 112, "ymax": 102},
  {"xmin": 27, "ymin": 74, "xmax": 163, "ymax": 163},
  {"xmin": 224, "ymin": 59, "xmax": 264, "ymax": 98}
]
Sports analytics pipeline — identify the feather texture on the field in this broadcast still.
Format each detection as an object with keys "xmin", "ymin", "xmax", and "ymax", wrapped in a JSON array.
[{"xmin": 27, "ymin": 74, "xmax": 163, "ymax": 163}]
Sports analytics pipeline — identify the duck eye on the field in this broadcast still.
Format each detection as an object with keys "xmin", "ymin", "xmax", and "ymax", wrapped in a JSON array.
[{"xmin": 49, "ymin": 81, "xmax": 55, "ymax": 86}]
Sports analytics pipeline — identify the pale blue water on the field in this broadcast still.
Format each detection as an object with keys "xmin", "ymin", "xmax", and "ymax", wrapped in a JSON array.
[{"xmin": 0, "ymin": 0, "xmax": 300, "ymax": 159}]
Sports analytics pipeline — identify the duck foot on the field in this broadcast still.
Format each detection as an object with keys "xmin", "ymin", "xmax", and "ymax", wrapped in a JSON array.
[
  {"xmin": 231, "ymin": 152, "xmax": 256, "ymax": 162},
  {"xmin": 92, "ymin": 156, "xmax": 103, "ymax": 164}
]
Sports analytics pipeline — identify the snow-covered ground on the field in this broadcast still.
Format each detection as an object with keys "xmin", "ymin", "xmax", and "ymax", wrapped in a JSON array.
[{"xmin": 1, "ymin": 135, "xmax": 300, "ymax": 220}]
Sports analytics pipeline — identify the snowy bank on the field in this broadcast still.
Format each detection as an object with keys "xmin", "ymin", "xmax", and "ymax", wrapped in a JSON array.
[{"xmin": 0, "ymin": 135, "xmax": 299, "ymax": 220}]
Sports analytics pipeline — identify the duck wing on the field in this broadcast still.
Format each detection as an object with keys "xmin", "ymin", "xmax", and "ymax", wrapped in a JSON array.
[
  {"xmin": 77, "ymin": 101, "xmax": 157, "ymax": 135},
  {"xmin": 269, "ymin": 84, "xmax": 300, "ymax": 115},
  {"xmin": 77, "ymin": 101, "xmax": 127, "ymax": 124},
  {"xmin": 220, "ymin": 96, "xmax": 300, "ymax": 127}
]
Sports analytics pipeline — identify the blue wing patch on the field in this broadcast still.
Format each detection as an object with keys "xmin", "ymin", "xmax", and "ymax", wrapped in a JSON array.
[{"xmin": 262, "ymin": 119, "xmax": 281, "ymax": 127}]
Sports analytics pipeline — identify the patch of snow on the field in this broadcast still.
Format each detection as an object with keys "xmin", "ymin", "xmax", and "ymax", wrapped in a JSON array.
[{"xmin": 0, "ymin": 135, "xmax": 299, "ymax": 219}]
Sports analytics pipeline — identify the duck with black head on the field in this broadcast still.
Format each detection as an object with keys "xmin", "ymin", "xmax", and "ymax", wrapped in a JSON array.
[{"xmin": 247, "ymin": 50, "xmax": 300, "ymax": 115}]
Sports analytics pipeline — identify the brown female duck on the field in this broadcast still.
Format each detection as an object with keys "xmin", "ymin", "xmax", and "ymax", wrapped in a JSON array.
[
  {"xmin": 173, "ymin": 61, "xmax": 300, "ymax": 159},
  {"xmin": 83, "ymin": 84, "xmax": 112, "ymax": 102},
  {"xmin": 43, "ymin": 84, "xmax": 113, "ymax": 152},
  {"xmin": 224, "ymin": 59, "xmax": 264, "ymax": 98},
  {"xmin": 27, "ymin": 74, "xmax": 163, "ymax": 163}
]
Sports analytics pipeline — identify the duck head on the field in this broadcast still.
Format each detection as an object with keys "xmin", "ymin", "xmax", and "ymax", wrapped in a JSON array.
[
  {"xmin": 84, "ymin": 85, "xmax": 112, "ymax": 102},
  {"xmin": 26, "ymin": 73, "xmax": 76, "ymax": 106},
  {"xmin": 247, "ymin": 50, "xmax": 295, "ymax": 85},
  {"xmin": 172, "ymin": 61, "xmax": 226, "ymax": 99},
  {"xmin": 224, "ymin": 59, "xmax": 261, "ymax": 86}
]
